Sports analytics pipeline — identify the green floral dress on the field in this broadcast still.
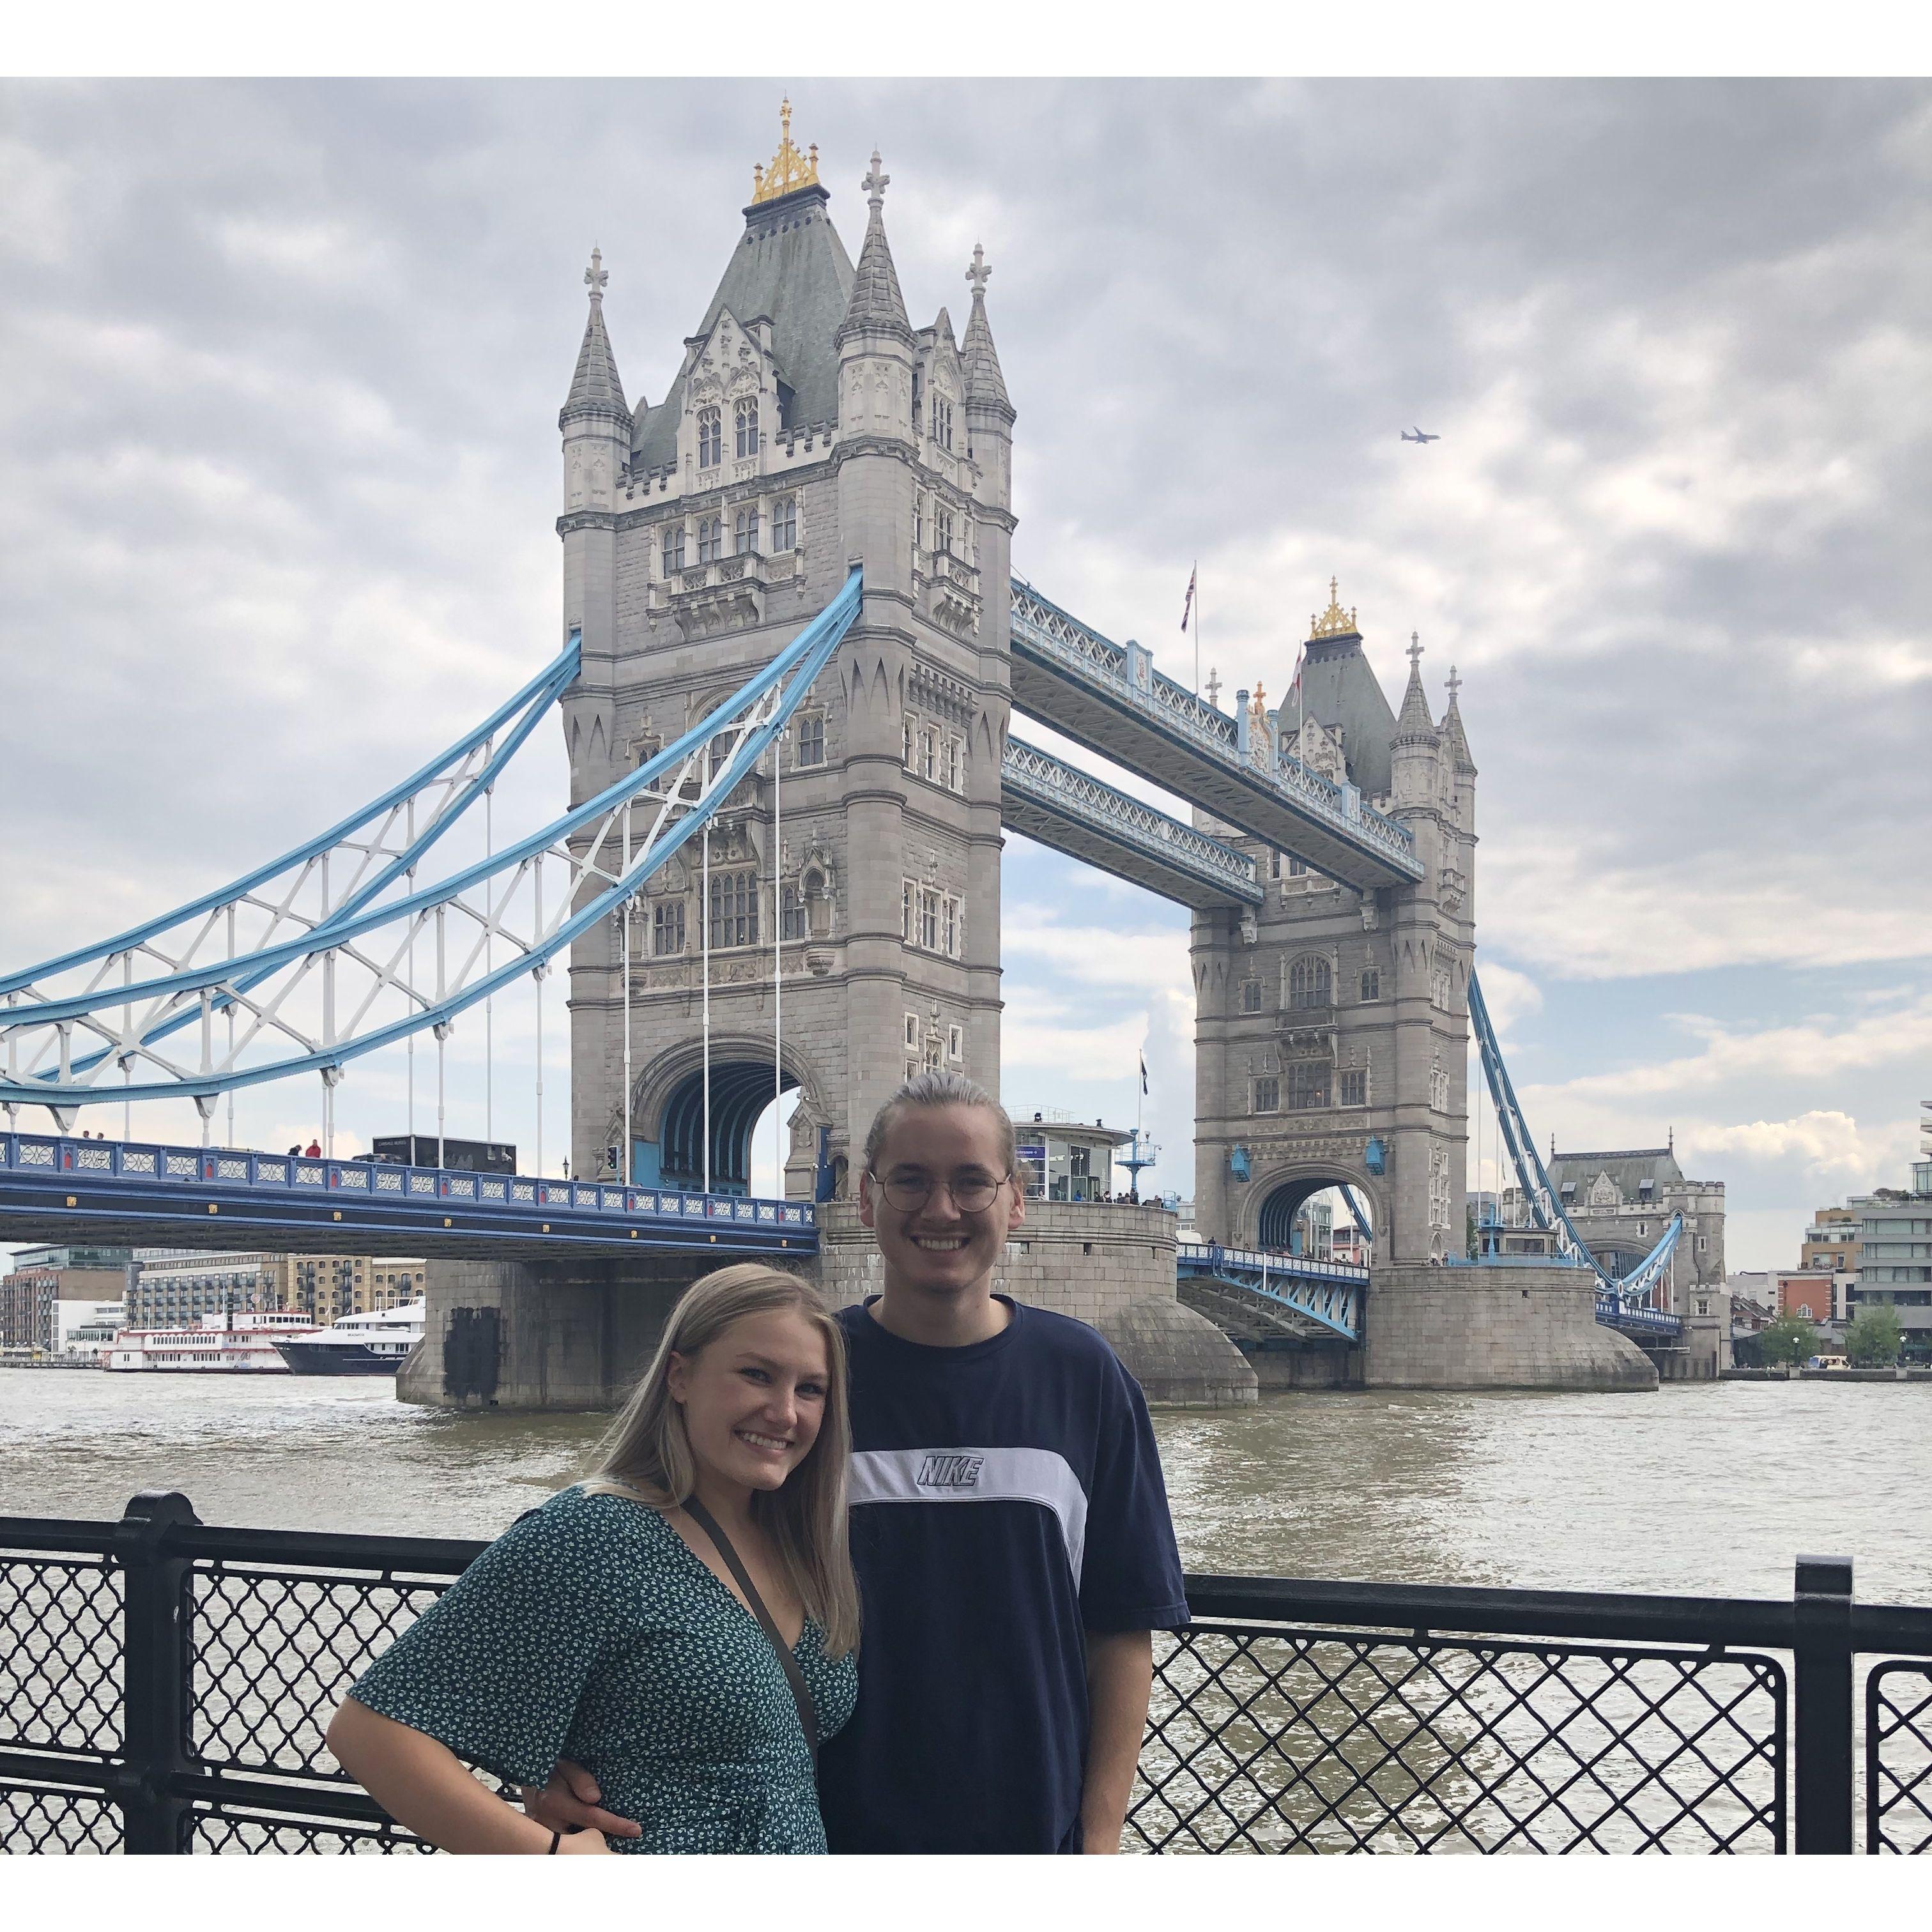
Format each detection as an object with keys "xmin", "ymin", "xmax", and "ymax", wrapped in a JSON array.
[{"xmin": 348, "ymin": 1484, "xmax": 855, "ymax": 1854}]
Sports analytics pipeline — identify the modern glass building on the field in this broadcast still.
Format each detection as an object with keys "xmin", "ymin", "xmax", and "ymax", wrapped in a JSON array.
[{"xmin": 1851, "ymin": 1103, "xmax": 1932, "ymax": 1360}]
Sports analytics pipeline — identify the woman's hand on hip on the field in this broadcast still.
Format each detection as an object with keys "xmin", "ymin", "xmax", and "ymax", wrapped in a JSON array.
[
  {"xmin": 519, "ymin": 1758, "xmax": 644, "ymax": 1839},
  {"xmin": 555, "ymin": 1828, "xmax": 616, "ymax": 1855}
]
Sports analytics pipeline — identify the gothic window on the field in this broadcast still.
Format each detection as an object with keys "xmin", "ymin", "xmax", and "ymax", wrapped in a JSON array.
[
  {"xmin": 771, "ymin": 496, "xmax": 797, "ymax": 551},
  {"xmin": 924, "ymin": 1030, "xmax": 945, "ymax": 1073},
  {"xmin": 947, "ymin": 1023, "xmax": 964, "ymax": 1062},
  {"xmin": 1287, "ymin": 1064, "xmax": 1330, "ymax": 1110},
  {"xmin": 902, "ymin": 880, "xmax": 916, "ymax": 942},
  {"xmin": 1239, "ymin": 979, "xmax": 1262, "ymax": 1014},
  {"xmin": 932, "ymin": 396, "xmax": 953, "ymax": 450},
  {"xmin": 1429, "ymin": 1149, "xmax": 1451, "ymax": 1229},
  {"xmin": 944, "ymin": 735, "xmax": 964, "ymax": 792},
  {"xmin": 781, "ymin": 885, "xmax": 807, "ymax": 941},
  {"xmin": 936, "ymin": 507, "xmax": 954, "ymax": 557},
  {"xmin": 903, "ymin": 717, "xmax": 916, "ymax": 769},
  {"xmin": 661, "ymin": 524, "xmax": 687, "ymax": 574},
  {"xmin": 913, "ymin": 496, "xmax": 923, "ymax": 554},
  {"xmin": 698, "ymin": 516, "xmax": 723, "ymax": 564},
  {"xmin": 1432, "ymin": 965, "xmax": 1452, "ymax": 1010},
  {"xmin": 706, "ymin": 870, "xmax": 758, "ymax": 949},
  {"xmin": 1360, "ymin": 967, "xmax": 1381, "ymax": 1002},
  {"xmin": 919, "ymin": 728, "xmax": 938, "ymax": 782},
  {"xmin": 1289, "ymin": 857, "xmax": 1309, "ymax": 878},
  {"xmin": 919, "ymin": 887, "xmax": 940, "ymax": 952},
  {"xmin": 1430, "ymin": 1063, "xmax": 1449, "ymax": 1112},
  {"xmin": 735, "ymin": 398, "xmax": 759, "ymax": 459},
  {"xmin": 1253, "ymin": 1077, "xmax": 1280, "ymax": 1114},
  {"xmin": 698, "ymin": 408, "xmax": 722, "ymax": 469},
  {"xmin": 944, "ymin": 896, "xmax": 960, "ymax": 958},
  {"xmin": 1339, "ymin": 1068, "xmax": 1367, "ymax": 1108},
  {"xmin": 1270, "ymin": 851, "xmax": 1282, "ymax": 879},
  {"xmin": 1288, "ymin": 955, "xmax": 1332, "ymax": 1010},
  {"xmin": 903, "ymin": 1013, "xmax": 919, "ymax": 1050},
  {"xmin": 734, "ymin": 506, "xmax": 759, "ymax": 555},
  {"xmin": 795, "ymin": 712, "xmax": 825, "ymax": 767},
  {"xmin": 801, "ymin": 866, "xmax": 830, "ymax": 937},
  {"xmin": 652, "ymin": 901, "xmax": 685, "ymax": 956}
]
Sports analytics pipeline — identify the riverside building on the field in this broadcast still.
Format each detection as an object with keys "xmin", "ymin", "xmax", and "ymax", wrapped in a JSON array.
[{"xmin": 1850, "ymin": 1104, "xmax": 1932, "ymax": 1360}]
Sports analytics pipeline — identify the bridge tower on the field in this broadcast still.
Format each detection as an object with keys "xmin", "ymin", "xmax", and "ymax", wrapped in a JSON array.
[
  {"xmin": 560, "ymin": 112, "xmax": 1015, "ymax": 1203},
  {"xmin": 1190, "ymin": 587, "xmax": 1476, "ymax": 1263}
]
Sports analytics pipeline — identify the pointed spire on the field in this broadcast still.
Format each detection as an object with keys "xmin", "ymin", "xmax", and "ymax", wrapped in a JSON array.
[
  {"xmin": 836, "ymin": 151, "xmax": 913, "ymax": 348},
  {"xmin": 1394, "ymin": 629, "xmax": 1435, "ymax": 742},
  {"xmin": 1443, "ymin": 663, "xmax": 1476, "ymax": 773},
  {"xmin": 560, "ymin": 245, "xmax": 631, "ymax": 427},
  {"xmin": 961, "ymin": 241, "xmax": 1011, "ymax": 411}
]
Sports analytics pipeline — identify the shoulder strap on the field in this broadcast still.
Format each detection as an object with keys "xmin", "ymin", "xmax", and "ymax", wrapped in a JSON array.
[{"xmin": 680, "ymin": 1495, "xmax": 820, "ymax": 1765}]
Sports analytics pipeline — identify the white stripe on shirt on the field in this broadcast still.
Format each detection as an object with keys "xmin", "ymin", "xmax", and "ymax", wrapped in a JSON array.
[{"xmin": 848, "ymin": 1446, "xmax": 1089, "ymax": 1590}]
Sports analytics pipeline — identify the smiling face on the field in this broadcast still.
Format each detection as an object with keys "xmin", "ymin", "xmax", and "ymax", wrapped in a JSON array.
[
  {"xmin": 859, "ymin": 1101, "xmax": 1025, "ymax": 1306},
  {"xmin": 666, "ymin": 1305, "xmax": 832, "ymax": 1497}
]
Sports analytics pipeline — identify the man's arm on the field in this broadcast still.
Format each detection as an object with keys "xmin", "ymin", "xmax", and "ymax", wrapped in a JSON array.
[{"xmin": 1079, "ymin": 1628, "xmax": 1153, "ymax": 1854}]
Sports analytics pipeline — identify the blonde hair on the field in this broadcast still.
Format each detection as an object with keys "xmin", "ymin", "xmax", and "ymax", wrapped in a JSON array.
[{"xmin": 579, "ymin": 1264, "xmax": 859, "ymax": 1657}]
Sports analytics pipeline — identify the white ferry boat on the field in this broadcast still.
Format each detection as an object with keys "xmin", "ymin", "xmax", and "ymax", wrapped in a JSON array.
[
  {"xmin": 106, "ymin": 1310, "xmax": 320, "ymax": 1374},
  {"xmin": 271, "ymin": 1302, "xmax": 426, "ymax": 1376}
]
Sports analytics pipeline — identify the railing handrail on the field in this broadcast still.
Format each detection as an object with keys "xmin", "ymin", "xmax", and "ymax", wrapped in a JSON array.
[{"xmin": 8, "ymin": 1507, "xmax": 1932, "ymax": 1651}]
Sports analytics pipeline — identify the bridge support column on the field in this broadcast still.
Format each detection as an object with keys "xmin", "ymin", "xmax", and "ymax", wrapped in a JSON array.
[
  {"xmin": 1361, "ymin": 1262, "xmax": 1657, "ymax": 1391},
  {"xmin": 399, "ymin": 1252, "xmax": 799, "ymax": 1411}
]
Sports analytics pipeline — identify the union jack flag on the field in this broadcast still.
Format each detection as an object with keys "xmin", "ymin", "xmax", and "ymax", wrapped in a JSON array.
[{"xmin": 1180, "ymin": 565, "xmax": 1196, "ymax": 632}]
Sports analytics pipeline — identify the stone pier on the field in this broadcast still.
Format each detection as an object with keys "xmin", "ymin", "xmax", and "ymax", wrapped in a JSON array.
[{"xmin": 1360, "ymin": 1262, "xmax": 1656, "ymax": 1391}]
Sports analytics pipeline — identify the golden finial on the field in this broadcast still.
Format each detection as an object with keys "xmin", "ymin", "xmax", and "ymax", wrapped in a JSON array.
[
  {"xmin": 1309, "ymin": 576, "xmax": 1360, "ymax": 640},
  {"xmin": 751, "ymin": 96, "xmax": 822, "ymax": 204}
]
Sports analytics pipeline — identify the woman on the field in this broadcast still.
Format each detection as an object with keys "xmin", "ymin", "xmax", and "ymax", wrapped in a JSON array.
[{"xmin": 326, "ymin": 1264, "xmax": 859, "ymax": 1853}]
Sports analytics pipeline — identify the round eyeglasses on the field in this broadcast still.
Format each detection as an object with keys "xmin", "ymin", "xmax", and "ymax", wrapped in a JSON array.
[{"xmin": 867, "ymin": 1169, "xmax": 1011, "ymax": 1214}]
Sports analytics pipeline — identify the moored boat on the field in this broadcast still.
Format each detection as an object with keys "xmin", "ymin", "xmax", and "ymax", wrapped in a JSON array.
[
  {"xmin": 270, "ymin": 1301, "xmax": 425, "ymax": 1376},
  {"xmin": 106, "ymin": 1310, "xmax": 320, "ymax": 1374}
]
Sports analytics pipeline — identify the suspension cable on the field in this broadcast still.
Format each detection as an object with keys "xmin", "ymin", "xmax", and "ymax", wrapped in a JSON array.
[
  {"xmin": 485, "ymin": 770, "xmax": 494, "ymax": 1149},
  {"xmin": 772, "ymin": 732, "xmax": 783, "ymax": 1199},
  {"xmin": 533, "ymin": 854, "xmax": 544, "ymax": 1179},
  {"xmin": 702, "ymin": 818, "xmax": 712, "ymax": 1197},
  {"xmin": 622, "ymin": 786, "xmax": 633, "ymax": 1187}
]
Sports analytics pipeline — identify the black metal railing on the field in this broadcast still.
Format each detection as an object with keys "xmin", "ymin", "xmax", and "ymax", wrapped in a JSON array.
[{"xmin": 5, "ymin": 1493, "xmax": 1932, "ymax": 1855}]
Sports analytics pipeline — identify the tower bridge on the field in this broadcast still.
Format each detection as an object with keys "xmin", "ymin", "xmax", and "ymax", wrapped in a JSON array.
[{"xmin": 0, "ymin": 107, "xmax": 1715, "ymax": 1405}]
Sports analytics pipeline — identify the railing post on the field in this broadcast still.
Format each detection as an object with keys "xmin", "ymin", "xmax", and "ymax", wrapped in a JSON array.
[
  {"xmin": 114, "ymin": 1490, "xmax": 199, "ymax": 1855},
  {"xmin": 1793, "ymin": 1554, "xmax": 1854, "ymax": 1854}
]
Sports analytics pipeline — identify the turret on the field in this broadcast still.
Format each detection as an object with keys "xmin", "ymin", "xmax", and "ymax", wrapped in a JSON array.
[
  {"xmin": 961, "ymin": 243, "xmax": 1015, "ymax": 514},
  {"xmin": 1389, "ymin": 631, "xmax": 1439, "ymax": 814},
  {"xmin": 560, "ymin": 245, "xmax": 632, "ymax": 515}
]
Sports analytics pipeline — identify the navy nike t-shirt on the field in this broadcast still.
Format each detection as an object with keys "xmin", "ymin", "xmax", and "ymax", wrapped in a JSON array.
[{"xmin": 816, "ymin": 1297, "xmax": 1189, "ymax": 1855}]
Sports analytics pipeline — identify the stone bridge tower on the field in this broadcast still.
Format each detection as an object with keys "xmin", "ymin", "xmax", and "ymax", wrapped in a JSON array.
[
  {"xmin": 558, "ymin": 111, "xmax": 1016, "ymax": 1200},
  {"xmin": 1190, "ymin": 586, "xmax": 1476, "ymax": 1262}
]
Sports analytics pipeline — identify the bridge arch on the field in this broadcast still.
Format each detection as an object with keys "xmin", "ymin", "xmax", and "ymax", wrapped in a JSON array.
[
  {"xmin": 1241, "ymin": 1160, "xmax": 1384, "ymax": 1261},
  {"xmin": 631, "ymin": 1034, "xmax": 824, "ymax": 1196}
]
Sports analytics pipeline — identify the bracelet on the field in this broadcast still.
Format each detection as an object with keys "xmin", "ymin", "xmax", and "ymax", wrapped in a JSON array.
[{"xmin": 547, "ymin": 1829, "xmax": 560, "ymax": 1854}]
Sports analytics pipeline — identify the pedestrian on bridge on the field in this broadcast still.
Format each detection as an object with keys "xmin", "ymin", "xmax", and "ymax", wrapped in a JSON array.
[
  {"xmin": 530, "ymin": 1070, "xmax": 1188, "ymax": 1854},
  {"xmin": 326, "ymin": 1264, "xmax": 860, "ymax": 1853}
]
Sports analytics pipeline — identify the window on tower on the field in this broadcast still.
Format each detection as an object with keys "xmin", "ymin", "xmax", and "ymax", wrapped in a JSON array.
[
  {"xmin": 935, "ymin": 507, "xmax": 954, "ymax": 557},
  {"xmin": 1239, "ymin": 980, "xmax": 1262, "ymax": 1014},
  {"xmin": 735, "ymin": 398, "xmax": 759, "ymax": 460},
  {"xmin": 734, "ymin": 506, "xmax": 759, "ymax": 555},
  {"xmin": 771, "ymin": 496, "xmax": 797, "ymax": 551},
  {"xmin": 652, "ymin": 900, "xmax": 685, "ymax": 957},
  {"xmin": 698, "ymin": 408, "xmax": 722, "ymax": 470},
  {"xmin": 932, "ymin": 397, "xmax": 953, "ymax": 450},
  {"xmin": 661, "ymin": 525, "xmax": 687, "ymax": 575},
  {"xmin": 795, "ymin": 712, "xmax": 825, "ymax": 767},
  {"xmin": 1286, "ymin": 1064, "xmax": 1330, "ymax": 1110},
  {"xmin": 1253, "ymin": 1077, "xmax": 1280, "ymax": 1114},
  {"xmin": 1339, "ymin": 1068, "xmax": 1368, "ymax": 1108},
  {"xmin": 781, "ymin": 885, "xmax": 807, "ymax": 942},
  {"xmin": 706, "ymin": 870, "xmax": 758, "ymax": 949},
  {"xmin": 698, "ymin": 516, "xmax": 723, "ymax": 564},
  {"xmin": 1360, "ymin": 967, "xmax": 1381, "ymax": 1002}
]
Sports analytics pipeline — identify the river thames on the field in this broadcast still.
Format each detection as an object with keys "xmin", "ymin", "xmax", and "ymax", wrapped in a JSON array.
[{"xmin": 6, "ymin": 1368, "xmax": 1929, "ymax": 1603}]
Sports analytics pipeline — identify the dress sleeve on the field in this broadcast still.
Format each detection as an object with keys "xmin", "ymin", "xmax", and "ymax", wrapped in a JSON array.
[
  {"xmin": 1078, "ymin": 1356, "xmax": 1191, "ymax": 1634},
  {"xmin": 346, "ymin": 1494, "xmax": 624, "ymax": 1789}
]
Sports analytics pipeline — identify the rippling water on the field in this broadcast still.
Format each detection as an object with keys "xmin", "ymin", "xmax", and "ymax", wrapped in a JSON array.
[{"xmin": 4, "ymin": 1369, "xmax": 1929, "ymax": 1604}]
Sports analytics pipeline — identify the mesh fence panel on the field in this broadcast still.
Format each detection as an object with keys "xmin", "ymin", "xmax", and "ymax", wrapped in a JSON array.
[
  {"xmin": 0, "ymin": 1787, "xmax": 123, "ymax": 1855},
  {"xmin": 1128, "ymin": 1624, "xmax": 1784, "ymax": 1854},
  {"xmin": 1868, "ymin": 1662, "xmax": 1932, "ymax": 1855},
  {"xmin": 0, "ymin": 1556, "xmax": 124, "ymax": 1756},
  {"xmin": 188, "ymin": 1563, "xmax": 449, "ymax": 1778}
]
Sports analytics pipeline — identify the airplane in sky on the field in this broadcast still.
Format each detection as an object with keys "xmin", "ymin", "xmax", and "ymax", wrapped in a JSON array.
[{"xmin": 1400, "ymin": 427, "xmax": 1441, "ymax": 443}]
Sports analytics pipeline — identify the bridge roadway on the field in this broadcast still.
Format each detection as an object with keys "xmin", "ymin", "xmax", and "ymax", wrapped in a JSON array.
[
  {"xmin": 0, "ymin": 1130, "xmax": 815, "ymax": 1261},
  {"xmin": 1008, "ymin": 581, "xmax": 1425, "ymax": 893},
  {"xmin": 1177, "ymin": 1243, "xmax": 1367, "ymax": 1342},
  {"xmin": 1000, "ymin": 735, "xmax": 1260, "ymax": 910}
]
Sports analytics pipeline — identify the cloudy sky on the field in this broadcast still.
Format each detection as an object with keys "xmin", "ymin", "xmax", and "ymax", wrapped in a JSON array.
[{"xmin": 3, "ymin": 78, "xmax": 1929, "ymax": 1269}]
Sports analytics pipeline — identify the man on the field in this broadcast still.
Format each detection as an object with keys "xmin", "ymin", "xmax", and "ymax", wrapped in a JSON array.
[{"xmin": 530, "ymin": 1070, "xmax": 1188, "ymax": 1853}]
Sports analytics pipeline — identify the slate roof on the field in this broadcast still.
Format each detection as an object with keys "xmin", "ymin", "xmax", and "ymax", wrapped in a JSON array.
[
  {"xmin": 837, "ymin": 187, "xmax": 913, "ymax": 347},
  {"xmin": 1279, "ymin": 634, "xmax": 1399, "ymax": 801},
  {"xmin": 1548, "ymin": 1149, "xmax": 1687, "ymax": 1204},
  {"xmin": 562, "ymin": 296, "xmax": 630, "ymax": 425},
  {"xmin": 632, "ymin": 185, "xmax": 855, "ymax": 471},
  {"xmin": 962, "ymin": 286, "xmax": 1010, "ymax": 409}
]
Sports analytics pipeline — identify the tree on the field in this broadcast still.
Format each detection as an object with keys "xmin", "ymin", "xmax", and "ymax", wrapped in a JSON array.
[
  {"xmin": 1759, "ymin": 1313, "xmax": 1817, "ymax": 1368},
  {"xmin": 1846, "ymin": 1305, "xmax": 1904, "ymax": 1368},
  {"xmin": 1466, "ymin": 1205, "xmax": 1478, "ymax": 1260}
]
